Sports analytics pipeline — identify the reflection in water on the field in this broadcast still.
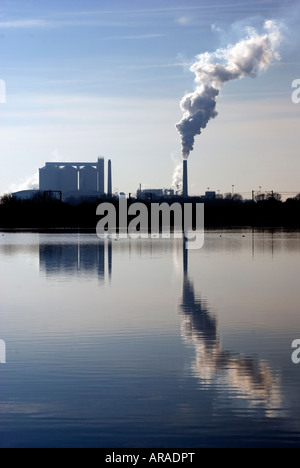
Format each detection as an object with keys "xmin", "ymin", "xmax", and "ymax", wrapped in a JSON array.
[
  {"xmin": 38, "ymin": 235, "xmax": 282, "ymax": 416},
  {"xmin": 2, "ymin": 231, "xmax": 300, "ymax": 447},
  {"xmin": 180, "ymin": 241, "xmax": 282, "ymax": 417},
  {"xmin": 39, "ymin": 240, "xmax": 112, "ymax": 282}
]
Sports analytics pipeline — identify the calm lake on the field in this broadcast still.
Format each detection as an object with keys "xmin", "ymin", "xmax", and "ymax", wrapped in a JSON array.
[{"xmin": 0, "ymin": 229, "xmax": 300, "ymax": 448}]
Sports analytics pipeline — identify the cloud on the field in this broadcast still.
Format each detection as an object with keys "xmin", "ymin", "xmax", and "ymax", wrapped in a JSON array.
[
  {"xmin": 56, "ymin": 2, "xmax": 280, "ymax": 17},
  {"xmin": 103, "ymin": 33, "xmax": 165, "ymax": 41},
  {"xmin": 176, "ymin": 16, "xmax": 192, "ymax": 26},
  {"xmin": 0, "ymin": 1, "xmax": 284, "ymax": 32},
  {"xmin": 0, "ymin": 19, "xmax": 47, "ymax": 29},
  {"xmin": 0, "ymin": 17, "xmax": 131, "ymax": 30}
]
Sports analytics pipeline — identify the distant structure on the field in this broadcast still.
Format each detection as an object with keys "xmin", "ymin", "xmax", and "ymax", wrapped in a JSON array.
[
  {"xmin": 39, "ymin": 158, "xmax": 104, "ymax": 194},
  {"xmin": 12, "ymin": 190, "xmax": 41, "ymax": 201},
  {"xmin": 136, "ymin": 185, "xmax": 174, "ymax": 200},
  {"xmin": 182, "ymin": 160, "xmax": 188, "ymax": 198},
  {"xmin": 205, "ymin": 191, "xmax": 216, "ymax": 200},
  {"xmin": 38, "ymin": 158, "xmax": 115, "ymax": 199},
  {"xmin": 107, "ymin": 159, "xmax": 112, "ymax": 197}
]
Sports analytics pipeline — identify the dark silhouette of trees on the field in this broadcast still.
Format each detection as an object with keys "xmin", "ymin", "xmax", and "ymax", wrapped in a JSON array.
[{"xmin": 0, "ymin": 192, "xmax": 299, "ymax": 228}]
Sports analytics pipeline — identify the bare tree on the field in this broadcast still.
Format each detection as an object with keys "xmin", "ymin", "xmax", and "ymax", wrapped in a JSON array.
[{"xmin": 0, "ymin": 193, "xmax": 14, "ymax": 205}]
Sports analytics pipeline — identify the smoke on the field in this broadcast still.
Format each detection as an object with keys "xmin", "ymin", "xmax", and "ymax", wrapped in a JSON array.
[
  {"xmin": 176, "ymin": 20, "xmax": 283, "ymax": 159},
  {"xmin": 172, "ymin": 162, "xmax": 183, "ymax": 193},
  {"xmin": 9, "ymin": 172, "xmax": 39, "ymax": 193}
]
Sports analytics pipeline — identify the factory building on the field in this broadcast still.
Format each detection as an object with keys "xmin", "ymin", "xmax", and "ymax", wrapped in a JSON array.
[
  {"xmin": 79, "ymin": 166, "xmax": 98, "ymax": 192},
  {"xmin": 136, "ymin": 186, "xmax": 175, "ymax": 200},
  {"xmin": 39, "ymin": 157, "xmax": 111, "ymax": 198},
  {"xmin": 39, "ymin": 164, "xmax": 61, "ymax": 191},
  {"xmin": 60, "ymin": 166, "xmax": 78, "ymax": 193}
]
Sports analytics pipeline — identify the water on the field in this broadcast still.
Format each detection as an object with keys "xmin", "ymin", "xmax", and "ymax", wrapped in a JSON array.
[{"xmin": 0, "ymin": 229, "xmax": 300, "ymax": 448}]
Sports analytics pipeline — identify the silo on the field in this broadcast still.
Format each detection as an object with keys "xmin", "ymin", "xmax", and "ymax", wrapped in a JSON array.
[
  {"xmin": 39, "ymin": 164, "xmax": 60, "ymax": 191},
  {"xmin": 59, "ymin": 165, "xmax": 78, "ymax": 193},
  {"xmin": 79, "ymin": 166, "xmax": 97, "ymax": 191}
]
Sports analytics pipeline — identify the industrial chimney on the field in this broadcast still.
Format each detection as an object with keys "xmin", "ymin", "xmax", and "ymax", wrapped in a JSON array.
[
  {"xmin": 182, "ymin": 159, "xmax": 188, "ymax": 197},
  {"xmin": 107, "ymin": 159, "xmax": 112, "ymax": 197}
]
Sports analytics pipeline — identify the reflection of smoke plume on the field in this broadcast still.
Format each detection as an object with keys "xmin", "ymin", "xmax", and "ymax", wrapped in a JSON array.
[
  {"xmin": 176, "ymin": 20, "xmax": 282, "ymax": 158},
  {"xmin": 180, "ymin": 245, "xmax": 282, "ymax": 416}
]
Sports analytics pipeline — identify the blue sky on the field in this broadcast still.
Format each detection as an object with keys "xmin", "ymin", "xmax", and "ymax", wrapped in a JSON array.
[{"xmin": 0, "ymin": 0, "xmax": 299, "ymax": 196}]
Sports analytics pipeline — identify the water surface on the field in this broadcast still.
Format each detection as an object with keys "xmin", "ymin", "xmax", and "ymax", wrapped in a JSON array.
[{"xmin": 0, "ymin": 229, "xmax": 300, "ymax": 448}]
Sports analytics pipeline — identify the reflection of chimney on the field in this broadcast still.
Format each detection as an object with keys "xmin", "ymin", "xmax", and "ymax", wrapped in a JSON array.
[
  {"xmin": 108, "ymin": 159, "xmax": 112, "ymax": 197},
  {"xmin": 108, "ymin": 240, "xmax": 112, "ymax": 280},
  {"xmin": 183, "ymin": 238, "xmax": 188, "ymax": 277},
  {"xmin": 182, "ymin": 159, "xmax": 188, "ymax": 197}
]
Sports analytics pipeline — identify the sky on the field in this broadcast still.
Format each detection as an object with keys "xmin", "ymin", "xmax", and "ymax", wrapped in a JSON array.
[{"xmin": 0, "ymin": 0, "xmax": 299, "ymax": 197}]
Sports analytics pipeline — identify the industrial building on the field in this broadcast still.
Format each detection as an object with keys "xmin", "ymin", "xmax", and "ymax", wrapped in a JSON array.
[
  {"xmin": 10, "ymin": 157, "xmax": 113, "ymax": 201},
  {"xmin": 39, "ymin": 157, "xmax": 113, "ymax": 200},
  {"xmin": 12, "ymin": 190, "xmax": 41, "ymax": 201},
  {"xmin": 136, "ymin": 186, "xmax": 175, "ymax": 200},
  {"xmin": 39, "ymin": 158, "xmax": 104, "ymax": 194},
  {"xmin": 136, "ymin": 159, "xmax": 188, "ymax": 200}
]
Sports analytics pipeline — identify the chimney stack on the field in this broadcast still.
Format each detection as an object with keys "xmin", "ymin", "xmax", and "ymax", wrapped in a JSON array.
[
  {"xmin": 182, "ymin": 159, "xmax": 188, "ymax": 197},
  {"xmin": 107, "ymin": 159, "xmax": 112, "ymax": 197}
]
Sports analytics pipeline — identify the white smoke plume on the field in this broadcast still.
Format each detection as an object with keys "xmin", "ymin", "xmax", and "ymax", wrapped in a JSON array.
[
  {"xmin": 9, "ymin": 172, "xmax": 39, "ymax": 193},
  {"xmin": 172, "ymin": 162, "xmax": 183, "ymax": 193},
  {"xmin": 176, "ymin": 20, "xmax": 282, "ymax": 159}
]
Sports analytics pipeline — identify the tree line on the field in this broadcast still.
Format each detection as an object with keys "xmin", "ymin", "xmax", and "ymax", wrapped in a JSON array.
[{"xmin": 0, "ymin": 191, "xmax": 300, "ymax": 228}]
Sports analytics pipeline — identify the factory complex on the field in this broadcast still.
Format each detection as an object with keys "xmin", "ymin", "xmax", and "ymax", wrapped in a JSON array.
[
  {"xmin": 13, "ymin": 157, "xmax": 114, "ymax": 202},
  {"xmin": 12, "ymin": 157, "xmax": 195, "ymax": 202}
]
